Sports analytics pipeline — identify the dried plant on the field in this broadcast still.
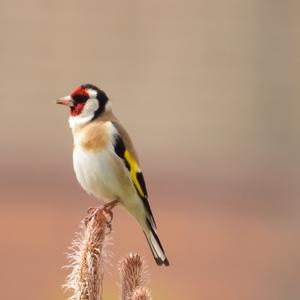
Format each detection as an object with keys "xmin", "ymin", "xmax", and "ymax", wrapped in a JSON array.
[
  {"xmin": 119, "ymin": 253, "xmax": 148, "ymax": 300},
  {"xmin": 63, "ymin": 207, "xmax": 153, "ymax": 300},
  {"xmin": 64, "ymin": 208, "xmax": 112, "ymax": 300},
  {"xmin": 131, "ymin": 287, "xmax": 152, "ymax": 300}
]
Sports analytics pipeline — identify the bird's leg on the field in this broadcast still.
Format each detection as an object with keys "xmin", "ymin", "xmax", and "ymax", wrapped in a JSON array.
[
  {"xmin": 103, "ymin": 199, "xmax": 119, "ymax": 223},
  {"xmin": 85, "ymin": 199, "xmax": 119, "ymax": 226},
  {"xmin": 103, "ymin": 199, "xmax": 119, "ymax": 211}
]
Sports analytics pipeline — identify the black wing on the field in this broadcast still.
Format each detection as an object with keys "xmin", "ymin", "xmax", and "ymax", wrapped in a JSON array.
[{"xmin": 113, "ymin": 133, "xmax": 157, "ymax": 228}]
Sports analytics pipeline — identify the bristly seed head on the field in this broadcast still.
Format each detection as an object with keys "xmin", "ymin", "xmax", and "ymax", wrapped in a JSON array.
[
  {"xmin": 63, "ymin": 208, "xmax": 113, "ymax": 300},
  {"xmin": 119, "ymin": 253, "xmax": 149, "ymax": 300},
  {"xmin": 131, "ymin": 287, "xmax": 152, "ymax": 300}
]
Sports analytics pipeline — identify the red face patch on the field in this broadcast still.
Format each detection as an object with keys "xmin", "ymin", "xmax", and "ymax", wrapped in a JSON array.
[
  {"xmin": 70, "ymin": 102, "xmax": 85, "ymax": 116},
  {"xmin": 70, "ymin": 86, "xmax": 89, "ymax": 116},
  {"xmin": 71, "ymin": 86, "xmax": 89, "ymax": 99}
]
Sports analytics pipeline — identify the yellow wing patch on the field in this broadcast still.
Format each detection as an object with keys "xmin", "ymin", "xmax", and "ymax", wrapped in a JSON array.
[{"xmin": 124, "ymin": 150, "xmax": 145, "ymax": 198}]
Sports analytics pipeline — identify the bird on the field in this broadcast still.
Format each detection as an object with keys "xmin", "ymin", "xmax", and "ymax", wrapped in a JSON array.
[{"xmin": 56, "ymin": 83, "xmax": 169, "ymax": 266}]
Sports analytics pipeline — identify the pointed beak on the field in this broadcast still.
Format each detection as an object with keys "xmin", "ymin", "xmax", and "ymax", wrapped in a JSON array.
[{"xmin": 56, "ymin": 95, "xmax": 74, "ymax": 107}]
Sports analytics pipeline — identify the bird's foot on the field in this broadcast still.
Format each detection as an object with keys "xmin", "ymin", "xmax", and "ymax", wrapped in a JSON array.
[
  {"xmin": 84, "ymin": 200, "xmax": 119, "ymax": 226},
  {"xmin": 103, "ymin": 199, "xmax": 119, "ymax": 212},
  {"xmin": 102, "ymin": 199, "xmax": 119, "ymax": 224}
]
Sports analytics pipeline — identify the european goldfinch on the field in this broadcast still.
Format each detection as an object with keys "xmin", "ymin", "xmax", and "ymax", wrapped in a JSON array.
[{"xmin": 56, "ymin": 84, "xmax": 169, "ymax": 266}]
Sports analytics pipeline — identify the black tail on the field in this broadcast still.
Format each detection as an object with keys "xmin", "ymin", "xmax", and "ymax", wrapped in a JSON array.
[{"xmin": 144, "ymin": 220, "xmax": 169, "ymax": 266}]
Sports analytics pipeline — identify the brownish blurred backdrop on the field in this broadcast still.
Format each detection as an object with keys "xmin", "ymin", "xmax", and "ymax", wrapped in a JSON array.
[{"xmin": 1, "ymin": 1, "xmax": 300, "ymax": 299}]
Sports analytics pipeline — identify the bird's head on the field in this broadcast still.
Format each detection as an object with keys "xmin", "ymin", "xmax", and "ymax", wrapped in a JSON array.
[{"xmin": 57, "ymin": 84, "xmax": 110, "ymax": 127}]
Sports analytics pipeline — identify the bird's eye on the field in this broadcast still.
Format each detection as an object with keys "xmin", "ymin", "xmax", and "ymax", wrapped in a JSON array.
[
  {"xmin": 73, "ymin": 94, "xmax": 88, "ymax": 103},
  {"xmin": 71, "ymin": 87, "xmax": 89, "ymax": 103}
]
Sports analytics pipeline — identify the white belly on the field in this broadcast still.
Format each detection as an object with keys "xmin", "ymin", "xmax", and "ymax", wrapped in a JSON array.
[{"xmin": 73, "ymin": 146, "xmax": 134, "ymax": 202}]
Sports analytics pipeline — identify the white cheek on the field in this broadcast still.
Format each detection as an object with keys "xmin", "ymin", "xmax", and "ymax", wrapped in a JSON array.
[
  {"xmin": 87, "ymin": 89, "xmax": 98, "ymax": 98},
  {"xmin": 69, "ymin": 99, "xmax": 99, "ymax": 128},
  {"xmin": 82, "ymin": 99, "xmax": 99, "ymax": 115}
]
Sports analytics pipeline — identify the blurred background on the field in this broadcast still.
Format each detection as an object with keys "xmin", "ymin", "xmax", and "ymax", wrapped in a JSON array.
[{"xmin": 1, "ymin": 0, "xmax": 299, "ymax": 299}]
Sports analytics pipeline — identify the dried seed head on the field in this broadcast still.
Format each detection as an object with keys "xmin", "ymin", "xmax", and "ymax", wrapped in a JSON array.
[
  {"xmin": 64, "ymin": 208, "xmax": 112, "ymax": 300},
  {"xmin": 131, "ymin": 287, "xmax": 152, "ymax": 300},
  {"xmin": 119, "ymin": 253, "xmax": 148, "ymax": 300}
]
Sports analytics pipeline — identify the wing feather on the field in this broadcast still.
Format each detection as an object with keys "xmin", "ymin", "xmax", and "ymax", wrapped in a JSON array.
[{"xmin": 112, "ymin": 129, "xmax": 156, "ymax": 228}]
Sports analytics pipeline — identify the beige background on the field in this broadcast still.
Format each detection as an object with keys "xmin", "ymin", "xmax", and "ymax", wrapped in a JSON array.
[{"xmin": 1, "ymin": 1, "xmax": 299, "ymax": 299}]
